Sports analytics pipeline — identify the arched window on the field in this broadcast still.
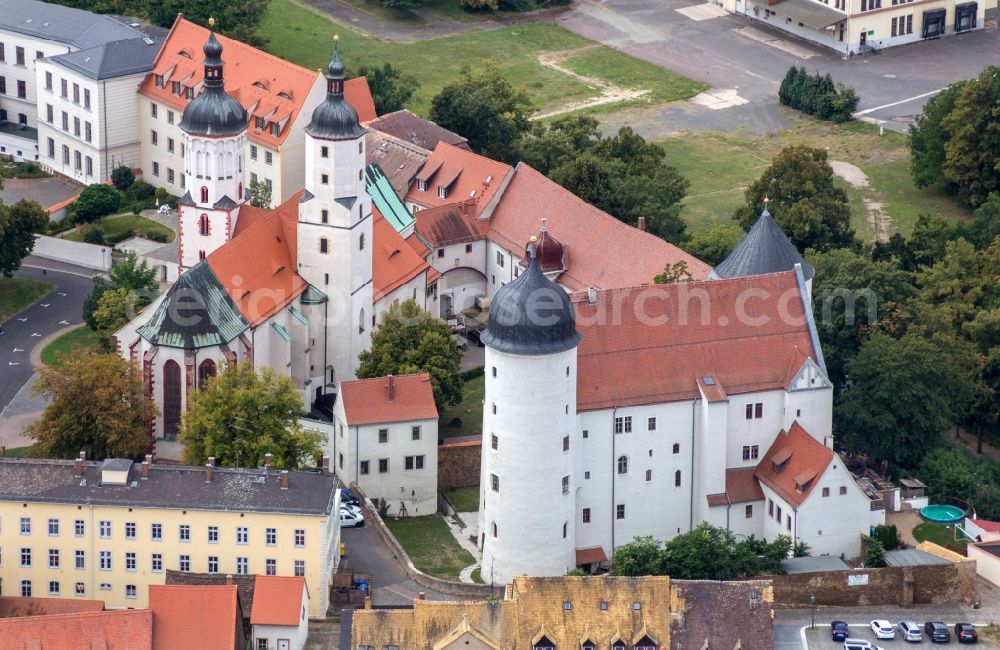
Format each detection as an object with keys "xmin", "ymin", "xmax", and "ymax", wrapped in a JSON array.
[
  {"xmin": 617, "ymin": 455, "xmax": 628, "ymax": 475},
  {"xmin": 198, "ymin": 359, "xmax": 217, "ymax": 388},
  {"xmin": 675, "ymin": 470, "xmax": 682, "ymax": 487},
  {"xmin": 359, "ymin": 233, "xmax": 365, "ymax": 251},
  {"xmin": 198, "ymin": 213, "xmax": 210, "ymax": 236},
  {"xmin": 163, "ymin": 360, "xmax": 182, "ymax": 439},
  {"xmin": 491, "ymin": 521, "xmax": 497, "ymax": 538},
  {"xmin": 645, "ymin": 469, "xmax": 652, "ymax": 482},
  {"xmin": 359, "ymin": 308, "xmax": 365, "ymax": 334},
  {"xmin": 200, "ymin": 186, "xmax": 208, "ymax": 203}
]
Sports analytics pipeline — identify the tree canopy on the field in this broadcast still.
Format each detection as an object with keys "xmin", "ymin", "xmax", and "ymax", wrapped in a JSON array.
[
  {"xmin": 73, "ymin": 184, "xmax": 121, "ymax": 223},
  {"xmin": 28, "ymin": 352, "xmax": 156, "ymax": 460},
  {"xmin": 83, "ymin": 251, "xmax": 158, "ymax": 332},
  {"xmin": 683, "ymin": 222, "xmax": 745, "ymax": 266},
  {"xmin": 0, "ymin": 197, "xmax": 48, "ymax": 277},
  {"xmin": 734, "ymin": 145, "xmax": 855, "ymax": 253},
  {"xmin": 180, "ymin": 363, "xmax": 322, "ymax": 469},
  {"xmin": 355, "ymin": 63, "xmax": 416, "ymax": 115},
  {"xmin": 357, "ymin": 299, "xmax": 462, "ymax": 409}
]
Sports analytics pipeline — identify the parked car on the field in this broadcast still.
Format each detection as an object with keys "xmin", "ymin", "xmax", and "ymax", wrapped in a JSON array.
[
  {"xmin": 844, "ymin": 639, "xmax": 883, "ymax": 650},
  {"xmin": 898, "ymin": 620, "xmax": 922, "ymax": 642},
  {"xmin": 956, "ymin": 623, "xmax": 979, "ymax": 644},
  {"xmin": 466, "ymin": 328, "xmax": 485, "ymax": 347},
  {"xmin": 831, "ymin": 621, "xmax": 849, "ymax": 641},
  {"xmin": 340, "ymin": 488, "xmax": 359, "ymax": 507},
  {"xmin": 338, "ymin": 508, "xmax": 365, "ymax": 527},
  {"xmin": 870, "ymin": 620, "xmax": 895, "ymax": 640},
  {"xmin": 925, "ymin": 621, "xmax": 951, "ymax": 643}
]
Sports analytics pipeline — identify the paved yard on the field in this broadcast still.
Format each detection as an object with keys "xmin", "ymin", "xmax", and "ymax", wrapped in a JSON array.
[{"xmin": 0, "ymin": 177, "xmax": 79, "ymax": 210}]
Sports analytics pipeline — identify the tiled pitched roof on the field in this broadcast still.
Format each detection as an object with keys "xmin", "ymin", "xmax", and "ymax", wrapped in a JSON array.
[
  {"xmin": 670, "ymin": 580, "xmax": 774, "ymax": 650},
  {"xmin": 365, "ymin": 130, "xmax": 430, "ymax": 198},
  {"xmin": 0, "ymin": 596, "xmax": 104, "ymax": 617},
  {"xmin": 405, "ymin": 143, "xmax": 510, "ymax": 214},
  {"xmin": 573, "ymin": 272, "xmax": 816, "ymax": 411},
  {"xmin": 150, "ymin": 585, "xmax": 238, "ymax": 650},
  {"xmin": 0, "ymin": 609, "xmax": 152, "ymax": 650},
  {"xmin": 340, "ymin": 373, "xmax": 438, "ymax": 426},
  {"xmin": 373, "ymin": 210, "xmax": 428, "ymax": 302},
  {"xmin": 365, "ymin": 109, "xmax": 469, "ymax": 151},
  {"xmin": 488, "ymin": 164, "xmax": 711, "ymax": 291},
  {"xmin": 413, "ymin": 200, "xmax": 488, "ymax": 247},
  {"xmin": 209, "ymin": 191, "xmax": 307, "ymax": 326},
  {"xmin": 164, "ymin": 571, "xmax": 255, "ymax": 629},
  {"xmin": 970, "ymin": 518, "xmax": 1000, "ymax": 533},
  {"xmin": 754, "ymin": 422, "xmax": 833, "ymax": 509},
  {"xmin": 346, "ymin": 77, "xmax": 377, "ymax": 123},
  {"xmin": 726, "ymin": 467, "xmax": 765, "ymax": 504},
  {"xmin": 251, "ymin": 576, "xmax": 306, "ymax": 626}
]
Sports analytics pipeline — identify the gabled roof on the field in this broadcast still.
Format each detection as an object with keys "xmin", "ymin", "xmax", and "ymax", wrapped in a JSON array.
[
  {"xmin": 150, "ymin": 585, "xmax": 238, "ymax": 650},
  {"xmin": 367, "ymin": 164, "xmax": 415, "ymax": 233},
  {"xmin": 726, "ymin": 467, "xmax": 765, "ymax": 504},
  {"xmin": 340, "ymin": 373, "xmax": 438, "ymax": 426},
  {"xmin": 488, "ymin": 164, "xmax": 711, "ymax": 291},
  {"xmin": 970, "ymin": 518, "xmax": 1000, "ymax": 534},
  {"xmin": 573, "ymin": 272, "xmax": 816, "ymax": 411},
  {"xmin": 137, "ymin": 260, "xmax": 249, "ymax": 349},
  {"xmin": 405, "ymin": 142, "xmax": 510, "ymax": 214},
  {"xmin": 365, "ymin": 109, "xmax": 469, "ymax": 151},
  {"xmin": 165, "ymin": 571, "xmax": 255, "ymax": 628},
  {"xmin": 373, "ymin": 210, "xmax": 428, "ymax": 302},
  {"xmin": 0, "ymin": 596, "xmax": 104, "ymax": 617},
  {"xmin": 48, "ymin": 33, "xmax": 166, "ymax": 80},
  {"xmin": 346, "ymin": 77, "xmax": 377, "ymax": 124},
  {"xmin": 251, "ymin": 576, "xmax": 307, "ymax": 627},
  {"xmin": 754, "ymin": 422, "xmax": 833, "ymax": 509},
  {"xmin": 208, "ymin": 191, "xmax": 307, "ymax": 326},
  {"xmin": 713, "ymin": 206, "xmax": 814, "ymax": 281},
  {"xmin": 365, "ymin": 130, "xmax": 430, "ymax": 198},
  {"xmin": 0, "ymin": 0, "xmax": 152, "ymax": 48},
  {"xmin": 0, "ymin": 609, "xmax": 152, "ymax": 649},
  {"xmin": 413, "ymin": 200, "xmax": 488, "ymax": 248}
]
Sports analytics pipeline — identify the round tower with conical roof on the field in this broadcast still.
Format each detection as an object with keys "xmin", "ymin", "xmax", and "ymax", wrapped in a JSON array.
[
  {"xmin": 478, "ymin": 238, "xmax": 581, "ymax": 583},
  {"xmin": 177, "ymin": 19, "xmax": 249, "ymax": 270},
  {"xmin": 296, "ymin": 35, "xmax": 372, "ymax": 386}
]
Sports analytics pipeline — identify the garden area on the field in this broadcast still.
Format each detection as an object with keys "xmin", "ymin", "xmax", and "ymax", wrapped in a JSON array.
[
  {"xmin": 444, "ymin": 486, "xmax": 480, "ymax": 512},
  {"xmin": 438, "ymin": 372, "xmax": 484, "ymax": 440},
  {"xmin": 61, "ymin": 213, "xmax": 174, "ymax": 246},
  {"xmin": 913, "ymin": 520, "xmax": 968, "ymax": 555},
  {"xmin": 383, "ymin": 515, "xmax": 477, "ymax": 581},
  {"xmin": 0, "ymin": 277, "xmax": 52, "ymax": 321},
  {"xmin": 40, "ymin": 326, "xmax": 100, "ymax": 367}
]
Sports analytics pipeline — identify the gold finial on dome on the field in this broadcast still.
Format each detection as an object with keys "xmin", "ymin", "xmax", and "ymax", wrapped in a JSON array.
[
  {"xmin": 529, "ymin": 235, "xmax": 538, "ymax": 244},
  {"xmin": 208, "ymin": 16, "xmax": 216, "ymax": 27},
  {"xmin": 763, "ymin": 196, "xmax": 769, "ymax": 205}
]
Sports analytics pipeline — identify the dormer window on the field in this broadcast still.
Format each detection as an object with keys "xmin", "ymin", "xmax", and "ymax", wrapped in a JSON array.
[
  {"xmin": 270, "ymin": 122, "xmax": 280, "ymax": 137},
  {"xmin": 417, "ymin": 180, "xmax": 427, "ymax": 192},
  {"xmin": 635, "ymin": 636, "xmax": 658, "ymax": 650},
  {"xmin": 438, "ymin": 186, "xmax": 448, "ymax": 199},
  {"xmin": 612, "ymin": 641, "xmax": 626, "ymax": 650},
  {"xmin": 185, "ymin": 87, "xmax": 193, "ymax": 100},
  {"xmin": 581, "ymin": 642, "xmax": 596, "ymax": 650},
  {"xmin": 255, "ymin": 116, "xmax": 266, "ymax": 130},
  {"xmin": 771, "ymin": 448, "xmax": 792, "ymax": 474},
  {"xmin": 533, "ymin": 636, "xmax": 555, "ymax": 650},
  {"xmin": 278, "ymin": 91, "xmax": 291, "ymax": 100},
  {"xmin": 171, "ymin": 81, "xmax": 181, "ymax": 96},
  {"xmin": 253, "ymin": 81, "xmax": 267, "ymax": 90},
  {"xmin": 154, "ymin": 75, "xmax": 164, "ymax": 88}
]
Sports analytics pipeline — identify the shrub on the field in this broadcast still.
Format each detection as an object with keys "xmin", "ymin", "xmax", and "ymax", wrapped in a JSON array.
[
  {"xmin": 131, "ymin": 203, "xmax": 142, "ymax": 216},
  {"xmin": 111, "ymin": 165, "xmax": 135, "ymax": 191},
  {"xmin": 460, "ymin": 0, "xmax": 500, "ymax": 8},
  {"xmin": 73, "ymin": 184, "xmax": 122, "ymax": 223},
  {"xmin": 778, "ymin": 66, "xmax": 857, "ymax": 122},
  {"xmin": 874, "ymin": 524, "xmax": 900, "ymax": 550},
  {"xmin": 863, "ymin": 536, "xmax": 886, "ymax": 567},
  {"xmin": 145, "ymin": 230, "xmax": 169, "ymax": 244},
  {"xmin": 125, "ymin": 180, "xmax": 155, "ymax": 203},
  {"xmin": 460, "ymin": 366, "xmax": 485, "ymax": 382},
  {"xmin": 83, "ymin": 225, "xmax": 106, "ymax": 245}
]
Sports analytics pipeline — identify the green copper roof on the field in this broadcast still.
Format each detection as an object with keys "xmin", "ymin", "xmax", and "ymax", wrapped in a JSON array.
[
  {"xmin": 138, "ymin": 261, "xmax": 249, "ymax": 349},
  {"xmin": 366, "ymin": 163, "xmax": 414, "ymax": 233},
  {"xmin": 300, "ymin": 285, "xmax": 328, "ymax": 305}
]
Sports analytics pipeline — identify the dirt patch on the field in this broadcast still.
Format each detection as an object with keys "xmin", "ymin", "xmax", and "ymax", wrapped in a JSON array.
[
  {"xmin": 535, "ymin": 46, "xmax": 650, "ymax": 119},
  {"xmin": 831, "ymin": 160, "xmax": 892, "ymax": 242},
  {"xmin": 829, "ymin": 160, "xmax": 870, "ymax": 188}
]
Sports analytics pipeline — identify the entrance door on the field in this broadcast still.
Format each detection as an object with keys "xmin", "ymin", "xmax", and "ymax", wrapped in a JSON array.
[
  {"xmin": 955, "ymin": 2, "xmax": 977, "ymax": 31},
  {"xmin": 922, "ymin": 9, "xmax": 946, "ymax": 37},
  {"xmin": 278, "ymin": 641, "xmax": 290, "ymax": 650},
  {"xmin": 441, "ymin": 293, "xmax": 454, "ymax": 320},
  {"xmin": 860, "ymin": 31, "xmax": 867, "ymax": 46}
]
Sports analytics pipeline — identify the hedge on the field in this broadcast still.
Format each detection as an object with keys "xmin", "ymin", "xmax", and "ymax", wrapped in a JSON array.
[{"xmin": 778, "ymin": 66, "xmax": 859, "ymax": 123}]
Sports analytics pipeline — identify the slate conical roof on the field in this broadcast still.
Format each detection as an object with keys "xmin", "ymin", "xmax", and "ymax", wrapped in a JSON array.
[
  {"xmin": 179, "ymin": 28, "xmax": 247, "ymax": 137},
  {"xmin": 305, "ymin": 38, "xmax": 365, "ymax": 141},
  {"xmin": 482, "ymin": 239, "xmax": 580, "ymax": 356},
  {"xmin": 714, "ymin": 204, "xmax": 814, "ymax": 280}
]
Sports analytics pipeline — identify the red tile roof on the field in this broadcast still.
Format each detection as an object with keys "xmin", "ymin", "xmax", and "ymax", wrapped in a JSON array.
[
  {"xmin": 754, "ymin": 422, "xmax": 833, "ymax": 509},
  {"xmin": 575, "ymin": 546, "xmax": 608, "ymax": 565},
  {"xmin": 209, "ymin": 191, "xmax": 306, "ymax": 326},
  {"xmin": 340, "ymin": 373, "xmax": 438, "ymax": 425},
  {"xmin": 413, "ymin": 200, "xmax": 489, "ymax": 248},
  {"xmin": 405, "ymin": 143, "xmax": 511, "ymax": 215},
  {"xmin": 365, "ymin": 109, "xmax": 469, "ymax": 151},
  {"xmin": 251, "ymin": 576, "xmax": 306, "ymax": 627},
  {"xmin": 150, "ymin": 584, "xmax": 239, "ymax": 650},
  {"xmin": 0, "ymin": 596, "xmax": 104, "ymax": 617},
  {"xmin": 970, "ymin": 518, "xmax": 1000, "ymax": 533},
  {"xmin": 346, "ymin": 77, "xmax": 377, "ymax": 123},
  {"xmin": 726, "ymin": 467, "xmax": 765, "ymax": 504},
  {"xmin": 0, "ymin": 609, "xmax": 152, "ymax": 650},
  {"xmin": 373, "ymin": 209, "xmax": 429, "ymax": 302},
  {"xmin": 573, "ymin": 272, "xmax": 815, "ymax": 411},
  {"xmin": 487, "ymin": 164, "xmax": 711, "ymax": 291}
]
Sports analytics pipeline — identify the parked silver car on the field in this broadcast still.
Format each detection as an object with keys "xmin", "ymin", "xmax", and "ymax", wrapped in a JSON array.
[{"xmin": 898, "ymin": 621, "xmax": 923, "ymax": 642}]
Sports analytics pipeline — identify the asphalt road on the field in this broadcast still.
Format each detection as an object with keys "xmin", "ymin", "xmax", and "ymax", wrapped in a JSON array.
[{"xmin": 0, "ymin": 264, "xmax": 94, "ymax": 412}]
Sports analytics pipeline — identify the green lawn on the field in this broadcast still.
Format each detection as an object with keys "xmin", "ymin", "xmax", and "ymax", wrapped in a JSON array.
[
  {"xmin": 260, "ymin": 0, "xmax": 703, "ymax": 117},
  {"xmin": 3, "ymin": 446, "xmax": 34, "ymax": 458},
  {"xmin": 63, "ymin": 214, "xmax": 174, "ymax": 245},
  {"xmin": 445, "ymin": 485, "xmax": 480, "ymax": 512},
  {"xmin": 470, "ymin": 566, "xmax": 483, "ymax": 584},
  {"xmin": 438, "ymin": 374, "xmax": 484, "ymax": 439},
  {"xmin": 384, "ymin": 515, "xmax": 475, "ymax": 581},
  {"xmin": 912, "ymin": 521, "xmax": 967, "ymax": 555},
  {"xmin": 560, "ymin": 46, "xmax": 708, "ymax": 106},
  {"xmin": 0, "ymin": 277, "xmax": 53, "ymax": 321},
  {"xmin": 40, "ymin": 326, "xmax": 100, "ymax": 367}
]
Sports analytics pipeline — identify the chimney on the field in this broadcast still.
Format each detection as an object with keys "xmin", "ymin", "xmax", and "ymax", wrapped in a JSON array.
[
  {"xmin": 205, "ymin": 463, "xmax": 213, "ymax": 483},
  {"xmin": 74, "ymin": 457, "xmax": 83, "ymax": 478},
  {"xmin": 79, "ymin": 450, "xmax": 87, "ymax": 462},
  {"xmin": 208, "ymin": 456, "xmax": 215, "ymax": 466},
  {"xmin": 386, "ymin": 375, "xmax": 395, "ymax": 402},
  {"xmin": 637, "ymin": 216, "xmax": 646, "ymax": 232},
  {"xmin": 418, "ymin": 592, "xmax": 426, "ymax": 600},
  {"xmin": 280, "ymin": 470, "xmax": 289, "ymax": 490},
  {"xmin": 140, "ymin": 461, "xmax": 150, "ymax": 480},
  {"xmin": 145, "ymin": 453, "xmax": 153, "ymax": 465},
  {"xmin": 0, "ymin": 446, "xmax": 5, "ymax": 457},
  {"xmin": 321, "ymin": 454, "xmax": 331, "ymax": 475},
  {"xmin": 226, "ymin": 574, "xmax": 234, "ymax": 585},
  {"xmin": 587, "ymin": 287, "xmax": 597, "ymax": 304},
  {"xmin": 364, "ymin": 596, "xmax": 372, "ymax": 610},
  {"xmin": 264, "ymin": 453, "xmax": 273, "ymax": 471}
]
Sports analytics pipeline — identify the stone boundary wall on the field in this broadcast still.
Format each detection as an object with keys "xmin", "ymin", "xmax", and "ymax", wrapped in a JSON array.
[
  {"xmin": 32, "ymin": 234, "xmax": 112, "ymax": 270},
  {"xmin": 438, "ymin": 439, "xmax": 480, "ymax": 489},
  {"xmin": 350, "ymin": 483, "xmax": 502, "ymax": 600},
  {"xmin": 769, "ymin": 560, "xmax": 978, "ymax": 607}
]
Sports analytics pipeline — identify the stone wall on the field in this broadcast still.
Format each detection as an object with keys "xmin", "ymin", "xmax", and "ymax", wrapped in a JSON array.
[
  {"xmin": 769, "ymin": 561, "xmax": 978, "ymax": 607},
  {"xmin": 438, "ymin": 440, "xmax": 481, "ymax": 489}
]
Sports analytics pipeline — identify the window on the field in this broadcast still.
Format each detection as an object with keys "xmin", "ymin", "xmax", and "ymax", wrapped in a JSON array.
[
  {"xmin": 74, "ymin": 150, "xmax": 81, "ymax": 170},
  {"xmin": 151, "ymin": 523, "xmax": 162, "ymax": 540},
  {"xmin": 171, "ymin": 81, "xmax": 181, "ymax": 95},
  {"xmin": 208, "ymin": 556, "xmax": 219, "ymax": 573},
  {"xmin": 404, "ymin": 455, "xmax": 425, "ymax": 470},
  {"xmin": 265, "ymin": 559, "xmax": 276, "ymax": 576},
  {"xmin": 150, "ymin": 102, "xmax": 157, "ymax": 117},
  {"xmin": 786, "ymin": 514, "xmax": 792, "ymax": 531},
  {"xmin": 167, "ymin": 137, "xmax": 174, "ymax": 153},
  {"xmin": 645, "ymin": 469, "xmax": 652, "ymax": 482},
  {"xmin": 15, "ymin": 46, "xmax": 24, "ymax": 65},
  {"xmin": 840, "ymin": 486, "xmax": 848, "ymax": 495},
  {"xmin": 582, "ymin": 508, "xmax": 591, "ymax": 523},
  {"xmin": 0, "ymin": 76, "xmax": 5, "ymax": 95},
  {"xmin": 822, "ymin": 487, "xmax": 830, "ymax": 497},
  {"xmin": 167, "ymin": 168, "xmax": 174, "ymax": 184},
  {"xmin": 48, "ymin": 581, "xmax": 60, "ymax": 596},
  {"xmin": 152, "ymin": 554, "xmax": 162, "ymax": 572},
  {"xmin": 742, "ymin": 445, "xmax": 759, "ymax": 461},
  {"xmin": 75, "ymin": 550, "xmax": 85, "ymax": 569},
  {"xmin": 490, "ymin": 434, "xmax": 498, "ymax": 450},
  {"xmin": 755, "ymin": 403, "xmax": 763, "ymax": 418},
  {"xmin": 48, "ymin": 519, "xmax": 59, "ymax": 536},
  {"xmin": 237, "ymin": 557, "xmax": 248, "ymax": 574},
  {"xmin": 60, "ymin": 78, "xmax": 67, "ymax": 97},
  {"xmin": 675, "ymin": 469, "xmax": 683, "ymax": 487},
  {"xmin": 321, "ymin": 145, "xmax": 329, "ymax": 158},
  {"xmin": 562, "ymin": 475, "xmax": 570, "ymax": 494},
  {"xmin": 47, "ymin": 137, "xmax": 54, "ymax": 158},
  {"xmin": 563, "ymin": 435, "xmax": 570, "ymax": 452},
  {"xmin": 378, "ymin": 428, "xmax": 388, "ymax": 443},
  {"xmin": 359, "ymin": 233, "xmax": 365, "ymax": 250},
  {"xmin": 616, "ymin": 504, "xmax": 625, "ymax": 520},
  {"xmin": 21, "ymin": 581, "xmax": 31, "ymax": 597},
  {"xmin": 437, "ymin": 185, "xmax": 448, "ymax": 199},
  {"xmin": 582, "ymin": 429, "xmax": 589, "ymax": 439},
  {"xmin": 379, "ymin": 458, "xmax": 389, "ymax": 473},
  {"xmin": 319, "ymin": 238, "xmax": 328, "ymax": 254},
  {"xmin": 126, "ymin": 552, "xmax": 136, "ymax": 571},
  {"xmin": 62, "ymin": 145, "xmax": 70, "ymax": 165},
  {"xmin": 614, "ymin": 416, "xmax": 632, "ymax": 433},
  {"xmin": 208, "ymin": 526, "xmax": 219, "ymax": 543},
  {"xmin": 84, "ymin": 89, "xmax": 90, "ymax": 109},
  {"xmin": 491, "ymin": 522, "xmax": 498, "ymax": 538},
  {"xmin": 266, "ymin": 528, "xmax": 277, "ymax": 545},
  {"xmin": 99, "ymin": 551, "xmax": 111, "ymax": 570},
  {"xmin": 250, "ymin": 145, "xmax": 258, "ymax": 160},
  {"xmin": 672, "ymin": 443, "xmax": 680, "ymax": 454},
  {"xmin": 99, "ymin": 521, "xmax": 111, "ymax": 538},
  {"xmin": 491, "ymin": 473, "xmax": 500, "ymax": 492},
  {"xmin": 775, "ymin": 505, "xmax": 782, "ymax": 522},
  {"xmin": 126, "ymin": 584, "xmax": 137, "ymax": 600},
  {"xmin": 360, "ymin": 460, "xmax": 370, "ymax": 475},
  {"xmin": 265, "ymin": 151, "xmax": 273, "ymax": 165},
  {"xmin": 16, "ymin": 80, "xmax": 25, "ymax": 98},
  {"xmin": 294, "ymin": 560, "xmax": 305, "ymax": 577},
  {"xmin": 179, "ymin": 555, "xmax": 190, "ymax": 572},
  {"xmin": 745, "ymin": 504, "xmax": 753, "ymax": 518},
  {"xmin": 321, "ymin": 173, "xmax": 329, "ymax": 185},
  {"xmin": 61, "ymin": 111, "xmax": 68, "ymax": 130},
  {"xmin": 73, "ymin": 83, "xmax": 79, "ymax": 104},
  {"xmin": 46, "ymin": 104, "xmax": 53, "ymax": 123},
  {"xmin": 236, "ymin": 527, "xmax": 248, "ymax": 544},
  {"xmin": 45, "ymin": 71, "xmax": 52, "ymax": 89},
  {"xmin": 152, "ymin": 161, "xmax": 159, "ymax": 177},
  {"xmin": 151, "ymin": 130, "xmax": 158, "ymax": 146},
  {"xmin": 321, "ymin": 209, "xmax": 328, "ymax": 223},
  {"xmin": 257, "ymin": 640, "xmax": 268, "ymax": 650},
  {"xmin": 85, "ymin": 122, "xmax": 92, "ymax": 143},
  {"xmin": 125, "ymin": 522, "xmax": 136, "ymax": 540},
  {"xmin": 648, "ymin": 417, "xmax": 657, "ymax": 431},
  {"xmin": 75, "ymin": 582, "xmax": 85, "ymax": 596},
  {"xmin": 294, "ymin": 529, "xmax": 305, "ymax": 547},
  {"xmin": 617, "ymin": 455, "xmax": 628, "ymax": 475}
]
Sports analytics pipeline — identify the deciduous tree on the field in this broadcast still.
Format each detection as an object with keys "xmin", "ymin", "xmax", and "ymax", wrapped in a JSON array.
[
  {"xmin": 110, "ymin": 165, "xmax": 134, "ymax": 191},
  {"xmin": 0, "ymin": 198, "xmax": 48, "ymax": 277},
  {"xmin": 73, "ymin": 184, "xmax": 121, "ymax": 223},
  {"xmin": 909, "ymin": 81, "xmax": 965, "ymax": 190},
  {"xmin": 941, "ymin": 67, "xmax": 1000, "ymax": 208},
  {"xmin": 683, "ymin": 222, "xmax": 745, "ymax": 267},
  {"xmin": 355, "ymin": 63, "xmax": 416, "ymax": 115},
  {"xmin": 249, "ymin": 179, "xmax": 272, "ymax": 209}
]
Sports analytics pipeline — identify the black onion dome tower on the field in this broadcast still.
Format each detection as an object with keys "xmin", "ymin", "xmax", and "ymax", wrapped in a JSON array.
[
  {"xmin": 305, "ymin": 35, "xmax": 366, "ymax": 140},
  {"xmin": 713, "ymin": 198, "xmax": 814, "ymax": 280},
  {"xmin": 178, "ymin": 18, "xmax": 247, "ymax": 137},
  {"xmin": 482, "ymin": 236, "xmax": 581, "ymax": 355}
]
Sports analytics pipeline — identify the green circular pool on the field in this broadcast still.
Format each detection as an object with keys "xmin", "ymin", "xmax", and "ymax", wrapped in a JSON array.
[{"xmin": 920, "ymin": 504, "xmax": 965, "ymax": 523}]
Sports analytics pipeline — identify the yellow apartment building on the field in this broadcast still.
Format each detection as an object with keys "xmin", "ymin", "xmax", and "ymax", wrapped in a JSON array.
[{"xmin": 0, "ymin": 455, "xmax": 340, "ymax": 617}]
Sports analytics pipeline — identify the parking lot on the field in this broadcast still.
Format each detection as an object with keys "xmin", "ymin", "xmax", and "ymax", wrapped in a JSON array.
[{"xmin": 804, "ymin": 622, "xmax": 997, "ymax": 648}]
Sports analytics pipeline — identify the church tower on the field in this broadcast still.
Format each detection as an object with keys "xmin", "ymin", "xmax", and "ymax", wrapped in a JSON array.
[
  {"xmin": 297, "ymin": 36, "xmax": 372, "ymax": 385},
  {"xmin": 177, "ymin": 19, "xmax": 248, "ymax": 271},
  {"xmin": 478, "ymin": 238, "xmax": 581, "ymax": 584}
]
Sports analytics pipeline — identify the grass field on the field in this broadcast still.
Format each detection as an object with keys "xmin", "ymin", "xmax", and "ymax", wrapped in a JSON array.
[
  {"xmin": 3, "ymin": 446, "xmax": 34, "ymax": 458},
  {"xmin": 260, "ymin": 0, "xmax": 704, "ymax": 117},
  {"xmin": 660, "ymin": 117, "xmax": 971, "ymax": 241},
  {"xmin": 63, "ymin": 214, "xmax": 174, "ymax": 244},
  {"xmin": 438, "ymin": 374, "xmax": 485, "ymax": 439},
  {"xmin": 384, "ymin": 515, "xmax": 475, "ymax": 581},
  {"xmin": 912, "ymin": 521, "xmax": 967, "ymax": 555},
  {"xmin": 41, "ymin": 326, "xmax": 100, "ymax": 366},
  {"xmin": 0, "ymin": 277, "xmax": 53, "ymax": 321},
  {"xmin": 445, "ymin": 486, "xmax": 480, "ymax": 512}
]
